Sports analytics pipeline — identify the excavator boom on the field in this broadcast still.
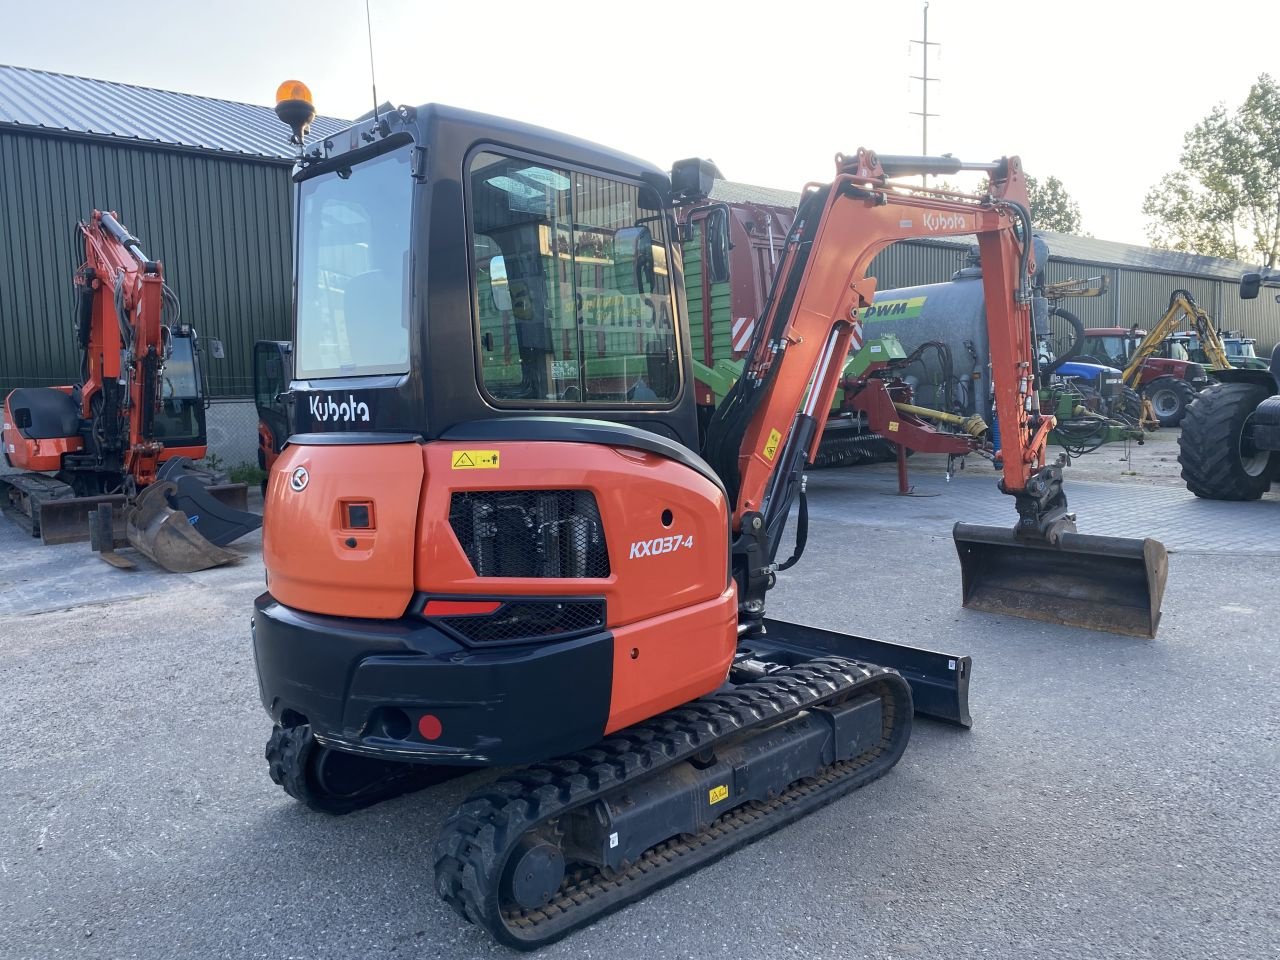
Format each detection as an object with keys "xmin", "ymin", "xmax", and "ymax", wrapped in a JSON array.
[
  {"xmin": 706, "ymin": 149, "xmax": 1167, "ymax": 636},
  {"xmin": 1123, "ymin": 289, "xmax": 1232, "ymax": 383}
]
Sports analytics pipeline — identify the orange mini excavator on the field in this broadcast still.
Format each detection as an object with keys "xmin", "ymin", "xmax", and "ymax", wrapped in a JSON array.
[
  {"xmin": 1, "ymin": 211, "xmax": 261, "ymax": 570},
  {"xmin": 253, "ymin": 85, "xmax": 1167, "ymax": 948}
]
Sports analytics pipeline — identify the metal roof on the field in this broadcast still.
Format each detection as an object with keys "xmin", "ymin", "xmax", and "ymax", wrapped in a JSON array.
[
  {"xmin": 709, "ymin": 178, "xmax": 1256, "ymax": 281},
  {"xmin": 709, "ymin": 179, "xmax": 805, "ymax": 209},
  {"xmin": 0, "ymin": 64, "xmax": 348, "ymax": 161}
]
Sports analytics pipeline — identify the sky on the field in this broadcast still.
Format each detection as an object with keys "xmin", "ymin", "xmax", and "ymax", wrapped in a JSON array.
[{"xmin": 1, "ymin": 0, "xmax": 1275, "ymax": 247}]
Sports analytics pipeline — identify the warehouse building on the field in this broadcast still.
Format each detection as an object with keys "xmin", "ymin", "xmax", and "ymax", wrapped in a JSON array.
[
  {"xmin": 1, "ymin": 65, "xmax": 1276, "ymax": 469},
  {"xmin": 0, "ymin": 64, "xmax": 345, "ymax": 468}
]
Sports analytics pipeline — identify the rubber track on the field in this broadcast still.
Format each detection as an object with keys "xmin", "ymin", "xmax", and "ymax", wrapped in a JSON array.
[
  {"xmin": 1178, "ymin": 382, "xmax": 1273, "ymax": 500},
  {"xmin": 433, "ymin": 658, "xmax": 912, "ymax": 949},
  {"xmin": 266, "ymin": 724, "xmax": 444, "ymax": 815}
]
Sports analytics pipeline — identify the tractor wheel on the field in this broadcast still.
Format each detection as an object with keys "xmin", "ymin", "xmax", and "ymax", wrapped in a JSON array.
[
  {"xmin": 1144, "ymin": 378, "xmax": 1197, "ymax": 427},
  {"xmin": 1115, "ymin": 386, "xmax": 1144, "ymax": 425},
  {"xmin": 1178, "ymin": 383, "xmax": 1277, "ymax": 500}
]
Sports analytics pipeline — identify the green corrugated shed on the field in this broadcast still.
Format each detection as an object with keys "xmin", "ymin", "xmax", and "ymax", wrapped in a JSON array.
[{"xmin": 0, "ymin": 64, "xmax": 348, "ymax": 397}]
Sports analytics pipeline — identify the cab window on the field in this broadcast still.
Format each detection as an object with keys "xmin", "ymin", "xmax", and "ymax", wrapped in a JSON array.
[{"xmin": 468, "ymin": 151, "xmax": 679, "ymax": 404}]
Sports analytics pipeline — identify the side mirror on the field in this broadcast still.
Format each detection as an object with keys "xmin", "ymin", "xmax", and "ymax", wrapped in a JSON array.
[
  {"xmin": 614, "ymin": 226, "xmax": 655, "ymax": 294},
  {"xmin": 706, "ymin": 208, "xmax": 731, "ymax": 284},
  {"xmin": 1240, "ymin": 272, "xmax": 1261, "ymax": 300},
  {"xmin": 488, "ymin": 255, "xmax": 513, "ymax": 312},
  {"xmin": 210, "ymin": 339, "xmax": 226, "ymax": 359}
]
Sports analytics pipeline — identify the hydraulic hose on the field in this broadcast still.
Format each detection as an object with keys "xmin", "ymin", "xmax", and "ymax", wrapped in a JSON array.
[{"xmin": 1042, "ymin": 306, "xmax": 1085, "ymax": 374}]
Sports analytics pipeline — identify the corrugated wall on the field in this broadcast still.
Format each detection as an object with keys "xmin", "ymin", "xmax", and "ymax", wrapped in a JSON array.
[
  {"xmin": 1113, "ymin": 271, "xmax": 1217, "ymax": 331},
  {"xmin": 874, "ymin": 243, "xmax": 1280, "ymax": 355},
  {"xmin": 0, "ymin": 129, "xmax": 292, "ymax": 397},
  {"xmin": 1216, "ymin": 285, "xmax": 1280, "ymax": 353},
  {"xmin": 869, "ymin": 240, "xmax": 967, "ymax": 290}
]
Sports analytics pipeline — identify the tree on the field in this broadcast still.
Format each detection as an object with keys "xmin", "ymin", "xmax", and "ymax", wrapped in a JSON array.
[
  {"xmin": 1025, "ymin": 175, "xmax": 1083, "ymax": 234},
  {"xmin": 940, "ymin": 174, "xmax": 1085, "ymax": 234},
  {"xmin": 1144, "ymin": 74, "xmax": 1280, "ymax": 267}
]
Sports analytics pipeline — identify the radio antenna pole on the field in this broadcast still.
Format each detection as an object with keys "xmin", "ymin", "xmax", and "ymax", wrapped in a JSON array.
[
  {"xmin": 366, "ymin": 0, "xmax": 380, "ymax": 124},
  {"xmin": 909, "ymin": 2, "xmax": 940, "ymax": 183}
]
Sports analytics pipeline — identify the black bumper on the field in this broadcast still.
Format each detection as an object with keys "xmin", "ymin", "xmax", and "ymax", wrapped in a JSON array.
[{"xmin": 251, "ymin": 594, "xmax": 613, "ymax": 767}]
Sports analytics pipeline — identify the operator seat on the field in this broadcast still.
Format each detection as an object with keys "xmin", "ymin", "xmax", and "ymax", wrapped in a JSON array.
[{"xmin": 7, "ymin": 388, "xmax": 80, "ymax": 440}]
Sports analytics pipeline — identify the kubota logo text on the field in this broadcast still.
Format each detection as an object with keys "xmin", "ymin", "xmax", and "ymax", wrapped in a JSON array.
[
  {"xmin": 629, "ymin": 534, "xmax": 694, "ymax": 559},
  {"xmin": 309, "ymin": 394, "xmax": 371, "ymax": 423},
  {"xmin": 922, "ymin": 212, "xmax": 971, "ymax": 232}
]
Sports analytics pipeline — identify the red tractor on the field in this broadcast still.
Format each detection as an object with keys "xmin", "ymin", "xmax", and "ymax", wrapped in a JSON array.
[{"xmin": 1080, "ymin": 326, "xmax": 1210, "ymax": 426}]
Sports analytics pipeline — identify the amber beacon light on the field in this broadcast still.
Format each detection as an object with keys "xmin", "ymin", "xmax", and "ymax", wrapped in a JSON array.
[{"xmin": 274, "ymin": 80, "xmax": 316, "ymax": 144}]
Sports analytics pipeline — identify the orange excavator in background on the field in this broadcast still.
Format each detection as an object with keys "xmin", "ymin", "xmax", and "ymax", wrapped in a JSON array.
[
  {"xmin": 0, "ymin": 211, "xmax": 262, "ymax": 570},
  {"xmin": 253, "ymin": 84, "xmax": 1168, "ymax": 948}
]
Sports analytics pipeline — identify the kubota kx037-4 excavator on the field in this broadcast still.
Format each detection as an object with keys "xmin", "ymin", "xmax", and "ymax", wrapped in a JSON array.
[
  {"xmin": 0, "ymin": 211, "xmax": 262, "ymax": 571},
  {"xmin": 253, "ymin": 85, "xmax": 1168, "ymax": 949}
]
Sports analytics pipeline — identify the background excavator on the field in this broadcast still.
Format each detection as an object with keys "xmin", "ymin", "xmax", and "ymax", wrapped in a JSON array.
[
  {"xmin": 0, "ymin": 211, "xmax": 262, "ymax": 571},
  {"xmin": 253, "ymin": 84, "xmax": 1168, "ymax": 949}
]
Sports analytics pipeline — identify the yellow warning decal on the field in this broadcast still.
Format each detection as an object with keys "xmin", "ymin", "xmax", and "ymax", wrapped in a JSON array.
[
  {"xmin": 709, "ymin": 784, "xmax": 729, "ymax": 805},
  {"xmin": 451, "ymin": 450, "xmax": 500, "ymax": 470},
  {"xmin": 887, "ymin": 421, "xmax": 900, "ymax": 433},
  {"xmin": 762, "ymin": 428, "xmax": 783, "ymax": 461}
]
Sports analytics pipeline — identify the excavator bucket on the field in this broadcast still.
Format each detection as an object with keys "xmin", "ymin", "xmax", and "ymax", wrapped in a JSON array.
[
  {"xmin": 126, "ymin": 481, "xmax": 244, "ymax": 573},
  {"xmin": 953, "ymin": 523, "xmax": 1168, "ymax": 638},
  {"xmin": 155, "ymin": 457, "xmax": 262, "ymax": 546}
]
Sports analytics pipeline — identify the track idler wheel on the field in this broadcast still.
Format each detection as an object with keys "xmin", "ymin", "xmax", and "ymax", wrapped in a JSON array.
[
  {"xmin": 503, "ymin": 835, "xmax": 567, "ymax": 911},
  {"xmin": 265, "ymin": 724, "xmax": 452, "ymax": 815}
]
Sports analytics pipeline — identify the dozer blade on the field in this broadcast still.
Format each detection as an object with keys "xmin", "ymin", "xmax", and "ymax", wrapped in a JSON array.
[
  {"xmin": 126, "ymin": 481, "xmax": 243, "ymax": 573},
  {"xmin": 953, "ymin": 522, "xmax": 1168, "ymax": 638},
  {"xmin": 750, "ymin": 617, "xmax": 972, "ymax": 727}
]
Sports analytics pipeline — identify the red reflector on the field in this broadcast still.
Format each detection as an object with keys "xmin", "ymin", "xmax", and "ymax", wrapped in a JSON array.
[
  {"xmin": 422, "ymin": 599, "xmax": 502, "ymax": 616},
  {"xmin": 418, "ymin": 714, "xmax": 443, "ymax": 741}
]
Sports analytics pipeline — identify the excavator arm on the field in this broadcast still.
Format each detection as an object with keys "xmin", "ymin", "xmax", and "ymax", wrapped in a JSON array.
[
  {"xmin": 705, "ymin": 150, "xmax": 1167, "ymax": 637},
  {"xmin": 1122, "ymin": 289, "xmax": 1231, "ymax": 383}
]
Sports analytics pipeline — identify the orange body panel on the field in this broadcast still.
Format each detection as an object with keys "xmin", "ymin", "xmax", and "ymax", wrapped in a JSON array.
[
  {"xmin": 157, "ymin": 445, "xmax": 206, "ymax": 463},
  {"xmin": 262, "ymin": 437, "xmax": 739, "ymax": 736},
  {"xmin": 605, "ymin": 586, "xmax": 737, "ymax": 734},
  {"xmin": 414, "ymin": 442, "xmax": 730, "ymax": 626},
  {"xmin": 264, "ymin": 442, "xmax": 424, "ymax": 618},
  {"xmin": 3, "ymin": 433, "xmax": 83, "ymax": 471}
]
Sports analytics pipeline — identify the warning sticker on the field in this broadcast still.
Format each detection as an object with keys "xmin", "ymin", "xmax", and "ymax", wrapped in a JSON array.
[
  {"xmin": 887, "ymin": 421, "xmax": 900, "ymax": 433},
  {"xmin": 708, "ymin": 784, "xmax": 729, "ymax": 805},
  {"xmin": 762, "ymin": 428, "xmax": 782, "ymax": 461},
  {"xmin": 451, "ymin": 450, "xmax": 500, "ymax": 470}
]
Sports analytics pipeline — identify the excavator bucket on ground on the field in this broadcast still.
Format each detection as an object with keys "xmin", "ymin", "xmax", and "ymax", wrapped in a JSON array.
[
  {"xmin": 154, "ymin": 457, "xmax": 262, "ymax": 547},
  {"xmin": 953, "ymin": 523, "xmax": 1168, "ymax": 638},
  {"xmin": 125, "ymin": 480, "xmax": 245, "ymax": 573}
]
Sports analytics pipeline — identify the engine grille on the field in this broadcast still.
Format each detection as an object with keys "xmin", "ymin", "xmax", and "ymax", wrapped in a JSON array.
[
  {"xmin": 449, "ymin": 490, "xmax": 610, "ymax": 578},
  {"xmin": 438, "ymin": 599, "xmax": 606, "ymax": 647}
]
